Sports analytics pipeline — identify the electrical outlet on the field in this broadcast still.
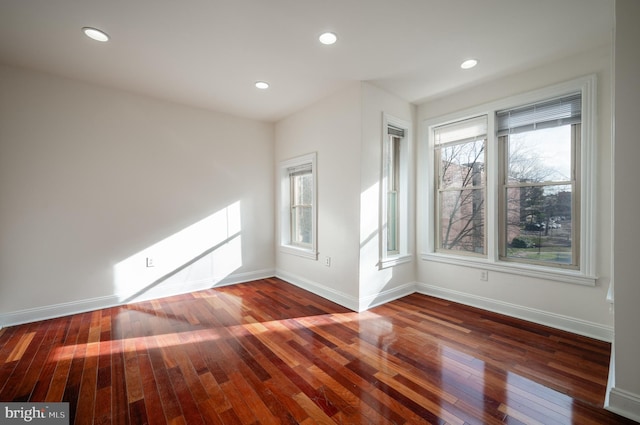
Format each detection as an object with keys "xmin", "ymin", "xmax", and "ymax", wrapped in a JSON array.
[
  {"xmin": 146, "ymin": 257, "xmax": 155, "ymax": 268},
  {"xmin": 480, "ymin": 270, "xmax": 488, "ymax": 281},
  {"xmin": 324, "ymin": 256, "xmax": 331, "ymax": 267}
]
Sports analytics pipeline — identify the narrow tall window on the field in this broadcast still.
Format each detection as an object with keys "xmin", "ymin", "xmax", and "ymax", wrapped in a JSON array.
[
  {"xmin": 380, "ymin": 115, "xmax": 411, "ymax": 268},
  {"xmin": 387, "ymin": 130, "xmax": 401, "ymax": 254},
  {"xmin": 433, "ymin": 116, "xmax": 487, "ymax": 255},
  {"xmin": 498, "ymin": 93, "xmax": 581, "ymax": 269},
  {"xmin": 279, "ymin": 153, "xmax": 317, "ymax": 259},
  {"xmin": 289, "ymin": 164, "xmax": 313, "ymax": 247}
]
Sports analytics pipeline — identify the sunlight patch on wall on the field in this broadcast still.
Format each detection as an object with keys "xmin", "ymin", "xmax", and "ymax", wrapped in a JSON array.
[
  {"xmin": 113, "ymin": 201, "xmax": 243, "ymax": 302},
  {"xmin": 360, "ymin": 182, "xmax": 380, "ymax": 245},
  {"xmin": 359, "ymin": 182, "xmax": 393, "ymax": 304}
]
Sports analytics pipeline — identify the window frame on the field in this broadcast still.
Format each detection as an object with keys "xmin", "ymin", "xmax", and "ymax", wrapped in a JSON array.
[
  {"xmin": 380, "ymin": 114, "xmax": 412, "ymax": 269},
  {"xmin": 498, "ymin": 120, "xmax": 581, "ymax": 270},
  {"xmin": 387, "ymin": 134, "xmax": 401, "ymax": 255},
  {"xmin": 289, "ymin": 166, "xmax": 314, "ymax": 249},
  {"xmin": 433, "ymin": 116, "xmax": 488, "ymax": 257},
  {"xmin": 421, "ymin": 75, "xmax": 597, "ymax": 286},
  {"xmin": 279, "ymin": 152, "xmax": 318, "ymax": 260}
]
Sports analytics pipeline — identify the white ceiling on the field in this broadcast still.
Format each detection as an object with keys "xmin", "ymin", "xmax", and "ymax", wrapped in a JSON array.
[{"xmin": 0, "ymin": 0, "xmax": 613, "ymax": 122}]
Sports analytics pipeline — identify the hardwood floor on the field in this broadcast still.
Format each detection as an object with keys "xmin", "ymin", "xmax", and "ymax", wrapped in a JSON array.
[{"xmin": 0, "ymin": 277, "xmax": 635, "ymax": 424}]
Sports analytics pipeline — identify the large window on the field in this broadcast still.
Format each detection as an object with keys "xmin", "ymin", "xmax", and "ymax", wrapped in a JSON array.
[
  {"xmin": 380, "ymin": 115, "xmax": 411, "ymax": 268},
  {"xmin": 498, "ymin": 94, "xmax": 581, "ymax": 269},
  {"xmin": 433, "ymin": 116, "xmax": 487, "ymax": 256},
  {"xmin": 423, "ymin": 76, "xmax": 596, "ymax": 285},
  {"xmin": 279, "ymin": 153, "xmax": 317, "ymax": 259}
]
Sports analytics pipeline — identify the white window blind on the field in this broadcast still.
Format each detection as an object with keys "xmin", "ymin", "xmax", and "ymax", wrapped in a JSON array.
[
  {"xmin": 388, "ymin": 125, "xmax": 405, "ymax": 138},
  {"xmin": 497, "ymin": 93, "xmax": 581, "ymax": 136},
  {"xmin": 433, "ymin": 116, "xmax": 487, "ymax": 146},
  {"xmin": 288, "ymin": 163, "xmax": 312, "ymax": 176}
]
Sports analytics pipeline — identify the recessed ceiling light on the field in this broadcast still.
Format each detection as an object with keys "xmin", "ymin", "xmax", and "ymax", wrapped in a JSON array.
[
  {"xmin": 255, "ymin": 81, "xmax": 270, "ymax": 90},
  {"xmin": 82, "ymin": 27, "xmax": 110, "ymax": 42},
  {"xmin": 319, "ymin": 32, "xmax": 337, "ymax": 45},
  {"xmin": 460, "ymin": 59, "xmax": 478, "ymax": 69}
]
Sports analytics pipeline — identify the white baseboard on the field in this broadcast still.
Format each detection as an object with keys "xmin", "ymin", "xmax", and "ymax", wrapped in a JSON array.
[
  {"xmin": 0, "ymin": 294, "xmax": 122, "ymax": 329},
  {"xmin": 215, "ymin": 268, "xmax": 276, "ymax": 287},
  {"xmin": 274, "ymin": 271, "xmax": 416, "ymax": 313},
  {"xmin": 0, "ymin": 268, "xmax": 275, "ymax": 328},
  {"xmin": 1, "ymin": 272, "xmax": 614, "ymax": 346},
  {"xmin": 416, "ymin": 282, "xmax": 614, "ymax": 342},
  {"xmin": 275, "ymin": 269, "xmax": 360, "ymax": 311},
  {"xmin": 606, "ymin": 387, "xmax": 640, "ymax": 423},
  {"xmin": 602, "ymin": 344, "xmax": 640, "ymax": 423},
  {"xmin": 122, "ymin": 268, "xmax": 275, "ymax": 303},
  {"xmin": 270, "ymin": 275, "xmax": 613, "ymax": 342},
  {"xmin": 358, "ymin": 282, "xmax": 417, "ymax": 311}
]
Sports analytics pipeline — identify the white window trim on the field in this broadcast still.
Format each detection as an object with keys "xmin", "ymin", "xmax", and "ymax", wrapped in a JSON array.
[
  {"xmin": 380, "ymin": 113, "xmax": 412, "ymax": 269},
  {"xmin": 279, "ymin": 152, "xmax": 318, "ymax": 260},
  {"xmin": 421, "ymin": 75, "xmax": 597, "ymax": 286}
]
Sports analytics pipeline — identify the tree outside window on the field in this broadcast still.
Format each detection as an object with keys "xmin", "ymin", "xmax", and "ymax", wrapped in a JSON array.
[
  {"xmin": 434, "ymin": 116, "xmax": 487, "ymax": 256},
  {"xmin": 425, "ymin": 77, "xmax": 595, "ymax": 282},
  {"xmin": 501, "ymin": 124, "xmax": 579, "ymax": 268}
]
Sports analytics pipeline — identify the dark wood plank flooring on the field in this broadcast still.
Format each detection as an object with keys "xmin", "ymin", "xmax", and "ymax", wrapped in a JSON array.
[{"xmin": 0, "ymin": 277, "xmax": 635, "ymax": 424}]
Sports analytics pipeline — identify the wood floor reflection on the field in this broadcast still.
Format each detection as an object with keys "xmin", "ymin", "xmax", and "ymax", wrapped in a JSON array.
[{"xmin": 0, "ymin": 277, "xmax": 635, "ymax": 424}]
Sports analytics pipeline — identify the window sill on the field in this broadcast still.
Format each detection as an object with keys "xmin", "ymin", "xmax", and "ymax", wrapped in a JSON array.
[
  {"xmin": 280, "ymin": 245, "xmax": 318, "ymax": 260},
  {"xmin": 420, "ymin": 252, "xmax": 597, "ymax": 286},
  {"xmin": 379, "ymin": 254, "xmax": 412, "ymax": 270}
]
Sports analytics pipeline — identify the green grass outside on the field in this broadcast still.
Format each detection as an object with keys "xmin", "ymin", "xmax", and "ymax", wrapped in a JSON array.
[{"xmin": 506, "ymin": 246, "xmax": 572, "ymax": 263}]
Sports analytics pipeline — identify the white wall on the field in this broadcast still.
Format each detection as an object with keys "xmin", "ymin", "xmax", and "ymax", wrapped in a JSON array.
[
  {"xmin": 274, "ymin": 83, "xmax": 363, "ymax": 309},
  {"xmin": 0, "ymin": 65, "xmax": 275, "ymax": 325},
  {"xmin": 274, "ymin": 82, "xmax": 417, "ymax": 310},
  {"xmin": 359, "ymin": 83, "xmax": 416, "ymax": 309},
  {"xmin": 416, "ymin": 44, "xmax": 615, "ymax": 340},
  {"xmin": 607, "ymin": 0, "xmax": 640, "ymax": 420}
]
